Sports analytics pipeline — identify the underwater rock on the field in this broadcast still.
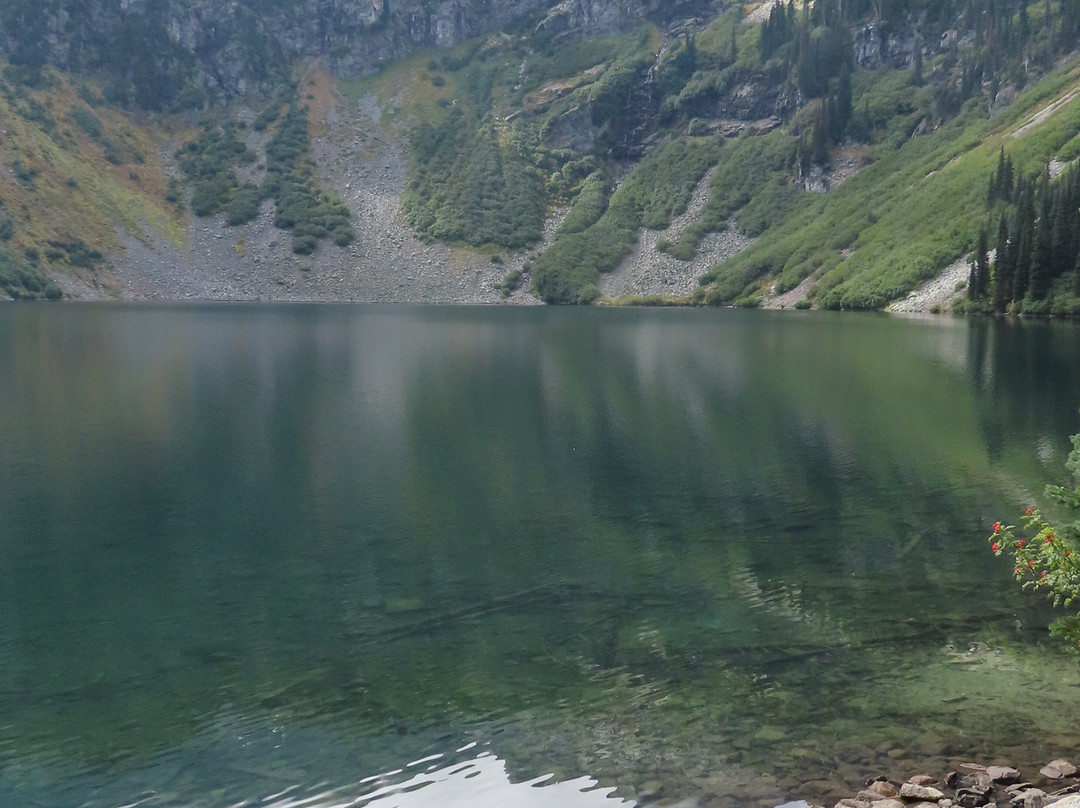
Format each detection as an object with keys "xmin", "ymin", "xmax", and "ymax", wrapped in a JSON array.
[
  {"xmin": 1039, "ymin": 761, "xmax": 1077, "ymax": 780},
  {"xmin": 988, "ymin": 768, "xmax": 1022, "ymax": 784}
]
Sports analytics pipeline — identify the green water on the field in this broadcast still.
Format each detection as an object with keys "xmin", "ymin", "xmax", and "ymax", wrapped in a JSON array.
[{"xmin": 2, "ymin": 305, "xmax": 1080, "ymax": 808}]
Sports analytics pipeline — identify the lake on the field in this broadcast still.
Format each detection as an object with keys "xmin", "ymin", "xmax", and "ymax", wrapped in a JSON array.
[{"xmin": 2, "ymin": 304, "xmax": 1080, "ymax": 808}]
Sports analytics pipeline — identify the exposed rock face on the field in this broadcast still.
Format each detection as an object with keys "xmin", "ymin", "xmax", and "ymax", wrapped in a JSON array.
[{"xmin": 2, "ymin": 0, "xmax": 720, "ymax": 98}]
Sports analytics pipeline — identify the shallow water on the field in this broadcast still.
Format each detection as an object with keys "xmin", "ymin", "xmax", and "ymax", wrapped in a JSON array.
[{"xmin": 1, "ymin": 305, "xmax": 1079, "ymax": 808}]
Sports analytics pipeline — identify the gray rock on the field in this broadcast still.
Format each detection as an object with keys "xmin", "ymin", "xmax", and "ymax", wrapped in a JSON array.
[
  {"xmin": 909, "ymin": 777, "xmax": 938, "ymax": 787},
  {"xmin": 989, "ymin": 768, "xmax": 1023, "ymax": 784},
  {"xmin": 1047, "ymin": 797, "xmax": 1080, "ymax": 808},
  {"xmin": 836, "ymin": 799, "xmax": 874, "ymax": 808},
  {"xmin": 956, "ymin": 790, "xmax": 990, "ymax": 808},
  {"xmin": 960, "ymin": 773, "xmax": 993, "ymax": 795},
  {"xmin": 1010, "ymin": 789, "xmax": 1048, "ymax": 808},
  {"xmin": 900, "ymin": 784, "xmax": 945, "ymax": 802},
  {"xmin": 1040, "ymin": 761, "xmax": 1078, "ymax": 780}
]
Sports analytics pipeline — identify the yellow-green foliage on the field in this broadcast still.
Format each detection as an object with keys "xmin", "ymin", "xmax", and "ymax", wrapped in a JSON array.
[{"xmin": 0, "ymin": 63, "xmax": 184, "ymax": 297}]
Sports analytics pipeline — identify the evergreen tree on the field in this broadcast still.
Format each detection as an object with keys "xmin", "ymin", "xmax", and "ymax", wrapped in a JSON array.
[
  {"xmin": 1029, "ymin": 208, "xmax": 1053, "ymax": 300},
  {"xmin": 993, "ymin": 214, "xmax": 1014, "ymax": 312},
  {"xmin": 969, "ymin": 227, "xmax": 990, "ymax": 300},
  {"xmin": 987, "ymin": 147, "xmax": 1013, "ymax": 206},
  {"xmin": 1050, "ymin": 191, "xmax": 1072, "ymax": 281}
]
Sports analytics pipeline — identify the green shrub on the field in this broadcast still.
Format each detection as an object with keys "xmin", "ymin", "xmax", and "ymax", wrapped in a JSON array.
[
  {"xmin": 225, "ymin": 184, "xmax": 264, "ymax": 225},
  {"xmin": 330, "ymin": 226, "xmax": 355, "ymax": 247},
  {"xmin": 0, "ymin": 245, "xmax": 61, "ymax": 300},
  {"xmin": 291, "ymin": 233, "xmax": 318, "ymax": 254},
  {"xmin": 70, "ymin": 105, "xmax": 103, "ymax": 140}
]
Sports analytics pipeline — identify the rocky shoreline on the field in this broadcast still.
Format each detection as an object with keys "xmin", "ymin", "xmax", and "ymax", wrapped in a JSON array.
[{"xmin": 823, "ymin": 760, "xmax": 1080, "ymax": 808}]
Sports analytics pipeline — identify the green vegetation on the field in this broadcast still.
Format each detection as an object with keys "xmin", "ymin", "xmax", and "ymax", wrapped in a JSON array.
[
  {"xmin": 0, "ymin": 0, "xmax": 1078, "ymax": 304},
  {"xmin": 176, "ymin": 122, "xmax": 255, "ymax": 217},
  {"xmin": 532, "ymin": 136, "xmax": 723, "ymax": 303},
  {"xmin": 965, "ymin": 152, "xmax": 1080, "ymax": 315},
  {"xmin": 695, "ymin": 60, "xmax": 1080, "ymax": 309},
  {"xmin": 175, "ymin": 102, "xmax": 355, "ymax": 255},
  {"xmin": 0, "ymin": 243, "xmax": 61, "ymax": 299},
  {"xmin": 390, "ymin": 0, "xmax": 1080, "ymax": 307},
  {"xmin": 991, "ymin": 422, "xmax": 1080, "ymax": 650},
  {"xmin": 263, "ymin": 105, "xmax": 355, "ymax": 254},
  {"xmin": 0, "ymin": 60, "xmax": 184, "ymax": 299},
  {"xmin": 397, "ymin": 24, "xmax": 662, "ymax": 264}
]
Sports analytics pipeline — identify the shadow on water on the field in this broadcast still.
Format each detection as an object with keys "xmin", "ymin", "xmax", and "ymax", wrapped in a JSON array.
[{"xmin": 1, "ymin": 305, "xmax": 1080, "ymax": 807}]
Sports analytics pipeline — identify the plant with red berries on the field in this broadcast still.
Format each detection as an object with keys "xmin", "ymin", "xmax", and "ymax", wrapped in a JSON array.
[{"xmin": 990, "ymin": 430, "xmax": 1080, "ymax": 648}]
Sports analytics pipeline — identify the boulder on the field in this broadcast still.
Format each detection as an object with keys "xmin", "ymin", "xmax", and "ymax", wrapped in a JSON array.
[
  {"xmin": 836, "ymin": 799, "xmax": 874, "ymax": 808},
  {"xmin": 869, "ymin": 782, "xmax": 901, "ymax": 798},
  {"xmin": 1010, "ymin": 788, "xmax": 1048, "ymax": 808},
  {"xmin": 956, "ymin": 790, "xmax": 990, "ymax": 807},
  {"xmin": 901, "ymin": 784, "xmax": 945, "ymax": 802},
  {"xmin": 1040, "ymin": 761, "xmax": 1078, "ymax": 780},
  {"xmin": 960, "ymin": 773, "xmax": 994, "ymax": 795},
  {"xmin": 988, "ymin": 768, "xmax": 1022, "ymax": 784}
]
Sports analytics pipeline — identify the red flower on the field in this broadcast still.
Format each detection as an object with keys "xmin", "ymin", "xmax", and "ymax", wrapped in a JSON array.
[
  {"xmin": 1067, "ymin": 551, "xmax": 1072, "ymax": 558},
  {"xmin": 1030, "ymin": 559, "xmax": 1037, "ymax": 566},
  {"xmin": 1015, "ymin": 567, "xmax": 1021, "ymax": 574},
  {"xmin": 993, "ymin": 522, "xmax": 1002, "ymax": 532},
  {"xmin": 1046, "ymin": 536, "xmax": 1053, "ymax": 543},
  {"xmin": 1026, "ymin": 507, "xmax": 1033, "ymax": 515},
  {"xmin": 1017, "ymin": 540, "xmax": 1026, "ymax": 548},
  {"xmin": 1041, "ymin": 571, "xmax": 1048, "ymax": 577},
  {"xmin": 992, "ymin": 542, "xmax": 999, "ymax": 552}
]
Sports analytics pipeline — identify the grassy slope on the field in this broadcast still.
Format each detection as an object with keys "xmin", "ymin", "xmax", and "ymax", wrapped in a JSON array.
[
  {"xmin": 695, "ymin": 60, "xmax": 1080, "ymax": 309},
  {"xmin": 0, "ymin": 64, "xmax": 184, "ymax": 297}
]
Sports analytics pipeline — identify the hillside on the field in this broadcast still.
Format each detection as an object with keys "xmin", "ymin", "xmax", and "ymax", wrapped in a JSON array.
[{"xmin": 0, "ymin": 0, "xmax": 1078, "ymax": 310}]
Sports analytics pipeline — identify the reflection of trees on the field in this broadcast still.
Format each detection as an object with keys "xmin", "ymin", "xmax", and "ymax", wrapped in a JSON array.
[
  {"xmin": 0, "ymin": 308, "xmax": 1070, "ymax": 770},
  {"xmin": 966, "ymin": 317, "xmax": 1080, "ymax": 471}
]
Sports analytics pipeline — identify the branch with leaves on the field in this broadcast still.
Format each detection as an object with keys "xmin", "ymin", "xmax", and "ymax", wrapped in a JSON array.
[{"xmin": 990, "ymin": 430, "xmax": 1080, "ymax": 648}]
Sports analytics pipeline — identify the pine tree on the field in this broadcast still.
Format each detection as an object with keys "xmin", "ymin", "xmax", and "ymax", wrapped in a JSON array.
[
  {"xmin": 911, "ymin": 43, "xmax": 924, "ymax": 86},
  {"xmin": 993, "ymin": 214, "xmax": 1014, "ymax": 312},
  {"xmin": 1029, "ymin": 208, "xmax": 1053, "ymax": 300},
  {"xmin": 969, "ymin": 227, "xmax": 990, "ymax": 300},
  {"xmin": 1050, "ymin": 192, "xmax": 1072, "ymax": 281}
]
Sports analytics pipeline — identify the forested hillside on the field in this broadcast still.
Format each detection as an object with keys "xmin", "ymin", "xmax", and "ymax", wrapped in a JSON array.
[{"xmin": 0, "ymin": 0, "xmax": 1078, "ymax": 308}]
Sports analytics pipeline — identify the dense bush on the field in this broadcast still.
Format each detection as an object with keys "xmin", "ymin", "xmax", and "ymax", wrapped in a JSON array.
[
  {"xmin": 531, "ymin": 136, "xmax": 723, "ymax": 303},
  {"xmin": 0, "ymin": 245, "xmax": 61, "ymax": 299},
  {"xmin": 177, "ymin": 122, "xmax": 252, "ymax": 217},
  {"xmin": 175, "ymin": 105, "xmax": 354, "ymax": 252}
]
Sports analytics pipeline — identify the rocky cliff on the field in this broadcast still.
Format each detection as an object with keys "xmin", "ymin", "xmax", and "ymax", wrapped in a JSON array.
[{"xmin": 1, "ymin": 0, "xmax": 718, "ymax": 101}]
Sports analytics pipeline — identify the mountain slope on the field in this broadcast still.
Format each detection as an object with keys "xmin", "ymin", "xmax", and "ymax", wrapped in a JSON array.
[{"xmin": 0, "ymin": 0, "xmax": 1078, "ymax": 309}]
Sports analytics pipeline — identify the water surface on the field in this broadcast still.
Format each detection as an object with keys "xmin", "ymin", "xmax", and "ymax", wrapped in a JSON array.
[{"xmin": 1, "ymin": 305, "xmax": 1079, "ymax": 808}]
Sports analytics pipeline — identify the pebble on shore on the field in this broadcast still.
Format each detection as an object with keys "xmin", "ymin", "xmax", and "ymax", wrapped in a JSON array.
[{"xmin": 828, "ymin": 759, "xmax": 1079, "ymax": 808}]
